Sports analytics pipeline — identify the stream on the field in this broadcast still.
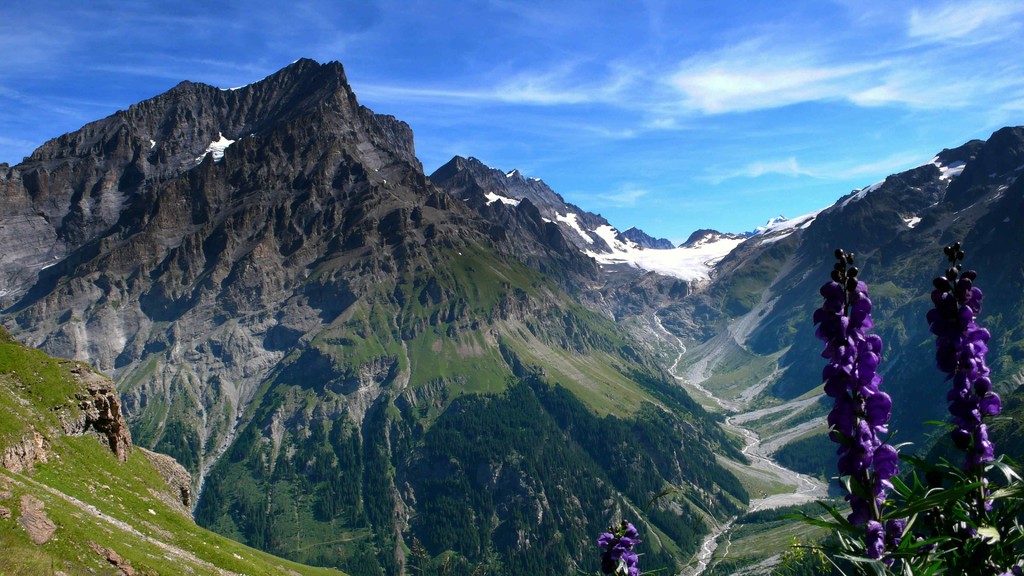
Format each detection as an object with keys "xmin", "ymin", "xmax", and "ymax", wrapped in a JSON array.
[{"xmin": 653, "ymin": 318, "xmax": 828, "ymax": 576}]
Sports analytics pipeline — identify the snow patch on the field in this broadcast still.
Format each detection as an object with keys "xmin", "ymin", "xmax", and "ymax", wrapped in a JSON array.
[
  {"xmin": 195, "ymin": 132, "xmax": 236, "ymax": 164},
  {"xmin": 904, "ymin": 216, "xmax": 922, "ymax": 228},
  {"xmin": 754, "ymin": 215, "xmax": 790, "ymax": 233},
  {"xmin": 485, "ymin": 191, "xmax": 521, "ymax": 206},
  {"xmin": 929, "ymin": 156, "xmax": 966, "ymax": 180},
  {"xmin": 587, "ymin": 235, "xmax": 745, "ymax": 282},
  {"xmin": 149, "ymin": 139, "xmax": 156, "ymax": 149},
  {"xmin": 554, "ymin": 212, "xmax": 593, "ymax": 243},
  {"xmin": 838, "ymin": 179, "xmax": 884, "ymax": 209},
  {"xmin": 505, "ymin": 169, "xmax": 520, "ymax": 178},
  {"xmin": 591, "ymin": 224, "xmax": 637, "ymax": 252},
  {"xmin": 39, "ymin": 255, "xmax": 62, "ymax": 271}
]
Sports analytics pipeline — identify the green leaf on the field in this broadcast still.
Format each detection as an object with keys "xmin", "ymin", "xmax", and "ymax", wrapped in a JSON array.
[
  {"xmin": 836, "ymin": 554, "xmax": 888, "ymax": 576},
  {"xmin": 891, "ymin": 475, "xmax": 913, "ymax": 498},
  {"xmin": 883, "ymin": 481, "xmax": 982, "ymax": 519},
  {"xmin": 907, "ymin": 535, "xmax": 948, "ymax": 549},
  {"xmin": 820, "ymin": 501, "xmax": 855, "ymax": 531},
  {"xmin": 988, "ymin": 459, "xmax": 1022, "ymax": 485},
  {"xmin": 791, "ymin": 513, "xmax": 843, "ymax": 530},
  {"xmin": 645, "ymin": 486, "xmax": 680, "ymax": 510},
  {"xmin": 991, "ymin": 481, "xmax": 1024, "ymax": 499}
]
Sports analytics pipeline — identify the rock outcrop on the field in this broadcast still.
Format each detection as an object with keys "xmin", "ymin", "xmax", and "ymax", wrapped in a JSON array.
[
  {"xmin": 0, "ymin": 432, "xmax": 50, "ymax": 474},
  {"xmin": 17, "ymin": 494, "xmax": 57, "ymax": 545},
  {"xmin": 140, "ymin": 447, "xmax": 192, "ymax": 513},
  {"xmin": 72, "ymin": 366, "xmax": 133, "ymax": 462}
]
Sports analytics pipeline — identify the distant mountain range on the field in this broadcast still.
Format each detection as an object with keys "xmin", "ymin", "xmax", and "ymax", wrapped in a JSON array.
[{"xmin": 2, "ymin": 58, "xmax": 1022, "ymax": 575}]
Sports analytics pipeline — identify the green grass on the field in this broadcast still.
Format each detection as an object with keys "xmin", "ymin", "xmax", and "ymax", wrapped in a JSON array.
[
  {"xmin": 2, "ymin": 437, "xmax": 346, "ymax": 575},
  {"xmin": 716, "ymin": 457, "xmax": 793, "ymax": 499},
  {"xmin": 496, "ymin": 322, "xmax": 653, "ymax": 417},
  {"xmin": 406, "ymin": 328, "xmax": 507, "ymax": 394},
  {"xmin": 0, "ymin": 330, "xmax": 83, "ymax": 443},
  {"xmin": 743, "ymin": 400, "xmax": 827, "ymax": 440},
  {"xmin": 674, "ymin": 334, "xmax": 785, "ymax": 408}
]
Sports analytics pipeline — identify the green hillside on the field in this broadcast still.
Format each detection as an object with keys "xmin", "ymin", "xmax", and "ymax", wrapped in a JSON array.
[
  {"xmin": 0, "ymin": 328, "xmax": 346, "ymax": 576},
  {"xmin": 191, "ymin": 242, "xmax": 748, "ymax": 575}
]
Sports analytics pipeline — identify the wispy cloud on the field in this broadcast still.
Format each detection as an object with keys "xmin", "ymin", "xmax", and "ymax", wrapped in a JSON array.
[
  {"xmin": 667, "ymin": 40, "xmax": 880, "ymax": 114},
  {"xmin": 659, "ymin": 4, "xmax": 1024, "ymax": 117},
  {"xmin": 703, "ymin": 157, "xmax": 814, "ymax": 184},
  {"xmin": 908, "ymin": 1, "xmax": 1024, "ymax": 44},
  {"xmin": 359, "ymin": 63, "xmax": 631, "ymax": 107},
  {"xmin": 595, "ymin": 184, "xmax": 650, "ymax": 207},
  {"xmin": 704, "ymin": 151, "xmax": 926, "ymax": 185},
  {"xmin": 89, "ymin": 57, "xmax": 275, "ymax": 87},
  {"xmin": 824, "ymin": 152, "xmax": 927, "ymax": 180}
]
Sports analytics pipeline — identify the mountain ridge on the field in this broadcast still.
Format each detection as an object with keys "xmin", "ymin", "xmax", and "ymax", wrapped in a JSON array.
[{"xmin": 1, "ymin": 58, "xmax": 747, "ymax": 575}]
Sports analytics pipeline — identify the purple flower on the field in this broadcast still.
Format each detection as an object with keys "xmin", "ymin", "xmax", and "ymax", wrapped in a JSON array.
[
  {"xmin": 927, "ymin": 243, "xmax": 1001, "ymax": 471},
  {"xmin": 865, "ymin": 520, "xmax": 885, "ymax": 559},
  {"xmin": 885, "ymin": 518, "xmax": 906, "ymax": 549},
  {"xmin": 598, "ymin": 521, "xmax": 641, "ymax": 576},
  {"xmin": 815, "ymin": 249, "xmax": 901, "ymax": 558}
]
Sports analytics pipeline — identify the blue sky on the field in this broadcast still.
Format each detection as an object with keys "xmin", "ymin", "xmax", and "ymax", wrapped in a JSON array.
[{"xmin": 2, "ymin": 1, "xmax": 1023, "ymax": 241}]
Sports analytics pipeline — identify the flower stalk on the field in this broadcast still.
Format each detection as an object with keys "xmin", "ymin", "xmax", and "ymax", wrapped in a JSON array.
[
  {"xmin": 926, "ymin": 242, "xmax": 1001, "ymax": 473},
  {"xmin": 814, "ymin": 249, "xmax": 898, "ymax": 558}
]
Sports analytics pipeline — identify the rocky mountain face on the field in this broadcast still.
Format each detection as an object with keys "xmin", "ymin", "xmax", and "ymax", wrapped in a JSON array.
[
  {"xmin": 430, "ymin": 155, "xmax": 621, "ymax": 253},
  {"xmin": 0, "ymin": 328, "xmax": 133, "ymax": 474},
  {"xmin": 1, "ymin": 58, "xmax": 451, "ymax": 489},
  {"xmin": 0, "ymin": 60, "xmax": 746, "ymax": 575},
  {"xmin": 429, "ymin": 156, "xmax": 740, "ymax": 325}
]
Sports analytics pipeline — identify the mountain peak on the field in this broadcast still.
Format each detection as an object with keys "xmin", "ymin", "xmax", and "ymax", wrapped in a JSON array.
[
  {"xmin": 681, "ymin": 228, "xmax": 741, "ymax": 248},
  {"xmin": 23, "ymin": 56, "xmax": 422, "ymax": 174},
  {"xmin": 620, "ymin": 227, "xmax": 675, "ymax": 250},
  {"xmin": 263, "ymin": 58, "xmax": 349, "ymax": 90}
]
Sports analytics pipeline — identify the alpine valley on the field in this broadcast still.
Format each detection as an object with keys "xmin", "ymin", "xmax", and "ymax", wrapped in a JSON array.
[{"xmin": 2, "ymin": 59, "xmax": 1023, "ymax": 575}]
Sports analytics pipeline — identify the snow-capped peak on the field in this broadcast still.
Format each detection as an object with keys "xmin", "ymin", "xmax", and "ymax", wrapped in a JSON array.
[
  {"xmin": 755, "ymin": 215, "xmax": 789, "ymax": 234},
  {"xmin": 554, "ymin": 212, "xmax": 593, "ymax": 244},
  {"xmin": 505, "ymin": 169, "xmax": 520, "ymax": 178},
  {"xmin": 754, "ymin": 210, "xmax": 821, "ymax": 245}
]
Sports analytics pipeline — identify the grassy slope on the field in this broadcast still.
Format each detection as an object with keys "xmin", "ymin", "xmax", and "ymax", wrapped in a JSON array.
[{"xmin": 0, "ymin": 328, "xmax": 345, "ymax": 576}]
